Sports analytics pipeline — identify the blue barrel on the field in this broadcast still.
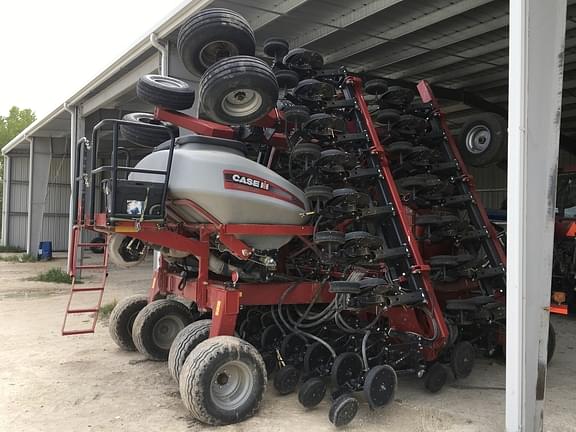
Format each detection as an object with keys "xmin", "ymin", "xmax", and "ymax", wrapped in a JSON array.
[{"xmin": 38, "ymin": 241, "xmax": 53, "ymax": 261}]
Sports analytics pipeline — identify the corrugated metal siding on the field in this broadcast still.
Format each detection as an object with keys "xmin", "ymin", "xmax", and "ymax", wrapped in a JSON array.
[
  {"xmin": 41, "ymin": 154, "xmax": 71, "ymax": 251},
  {"xmin": 469, "ymin": 165, "xmax": 507, "ymax": 210},
  {"xmin": 7, "ymin": 156, "xmax": 29, "ymax": 249}
]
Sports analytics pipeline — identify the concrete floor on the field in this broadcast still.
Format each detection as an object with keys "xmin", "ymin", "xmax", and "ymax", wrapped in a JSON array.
[{"xmin": 0, "ymin": 254, "xmax": 575, "ymax": 432}]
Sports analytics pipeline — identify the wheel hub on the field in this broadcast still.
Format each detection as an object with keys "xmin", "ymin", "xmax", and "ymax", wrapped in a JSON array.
[
  {"xmin": 466, "ymin": 125, "xmax": 491, "ymax": 154},
  {"xmin": 210, "ymin": 360, "xmax": 254, "ymax": 410},
  {"xmin": 221, "ymin": 88, "xmax": 263, "ymax": 117},
  {"xmin": 151, "ymin": 315, "xmax": 185, "ymax": 350},
  {"xmin": 199, "ymin": 40, "xmax": 239, "ymax": 68}
]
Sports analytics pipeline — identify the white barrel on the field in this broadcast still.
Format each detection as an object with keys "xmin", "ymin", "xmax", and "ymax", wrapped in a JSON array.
[{"xmin": 130, "ymin": 139, "xmax": 308, "ymax": 250}]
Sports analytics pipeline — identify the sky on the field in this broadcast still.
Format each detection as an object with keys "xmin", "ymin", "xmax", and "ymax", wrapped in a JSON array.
[{"xmin": 0, "ymin": 0, "xmax": 185, "ymax": 118}]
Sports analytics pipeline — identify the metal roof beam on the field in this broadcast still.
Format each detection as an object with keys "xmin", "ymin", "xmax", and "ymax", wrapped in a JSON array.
[
  {"xmin": 451, "ymin": 52, "xmax": 576, "ymax": 90},
  {"xmin": 245, "ymin": 0, "xmax": 309, "ymax": 30},
  {"xmin": 426, "ymin": 28, "xmax": 576, "ymax": 83},
  {"xmin": 387, "ymin": 39, "xmax": 508, "ymax": 80},
  {"xmin": 289, "ymin": 0, "xmax": 404, "ymax": 48},
  {"xmin": 325, "ymin": 0, "xmax": 496, "ymax": 65},
  {"xmin": 80, "ymin": 55, "xmax": 158, "ymax": 117},
  {"xmin": 365, "ymin": 15, "xmax": 509, "ymax": 72}
]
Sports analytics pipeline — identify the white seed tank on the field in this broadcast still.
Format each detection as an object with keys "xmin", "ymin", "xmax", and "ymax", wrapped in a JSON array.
[{"xmin": 130, "ymin": 135, "xmax": 309, "ymax": 250}]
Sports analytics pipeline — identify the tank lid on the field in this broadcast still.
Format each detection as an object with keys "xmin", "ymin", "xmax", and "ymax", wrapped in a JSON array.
[{"xmin": 154, "ymin": 134, "xmax": 247, "ymax": 156}]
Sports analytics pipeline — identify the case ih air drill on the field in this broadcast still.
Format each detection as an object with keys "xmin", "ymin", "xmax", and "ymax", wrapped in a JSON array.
[{"xmin": 62, "ymin": 8, "xmax": 553, "ymax": 427}]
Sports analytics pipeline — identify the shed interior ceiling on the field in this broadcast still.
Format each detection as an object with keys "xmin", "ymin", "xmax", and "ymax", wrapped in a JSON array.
[
  {"xmin": 194, "ymin": 0, "xmax": 576, "ymax": 138},
  {"xmin": 13, "ymin": 0, "xmax": 576, "ymax": 143}
]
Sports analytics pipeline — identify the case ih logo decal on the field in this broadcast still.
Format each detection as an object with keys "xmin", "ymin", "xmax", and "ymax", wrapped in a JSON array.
[{"xmin": 223, "ymin": 170, "xmax": 305, "ymax": 209}]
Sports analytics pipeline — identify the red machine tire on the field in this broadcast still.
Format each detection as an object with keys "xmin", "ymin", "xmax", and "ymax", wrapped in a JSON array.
[
  {"xmin": 179, "ymin": 336, "xmax": 267, "ymax": 425},
  {"xmin": 168, "ymin": 319, "xmax": 212, "ymax": 382},
  {"xmin": 132, "ymin": 299, "xmax": 194, "ymax": 361},
  {"xmin": 109, "ymin": 295, "xmax": 148, "ymax": 351}
]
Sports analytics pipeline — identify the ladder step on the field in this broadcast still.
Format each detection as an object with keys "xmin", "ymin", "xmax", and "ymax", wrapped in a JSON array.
[
  {"xmin": 72, "ymin": 287, "xmax": 105, "ymax": 292},
  {"xmin": 78, "ymin": 242, "xmax": 108, "ymax": 247},
  {"xmin": 62, "ymin": 329, "xmax": 95, "ymax": 336},
  {"xmin": 67, "ymin": 308, "xmax": 100, "ymax": 314},
  {"xmin": 76, "ymin": 264, "xmax": 107, "ymax": 270}
]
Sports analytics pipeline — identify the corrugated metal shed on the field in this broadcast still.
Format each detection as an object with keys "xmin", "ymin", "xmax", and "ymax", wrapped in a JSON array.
[{"xmin": 3, "ymin": 0, "xmax": 576, "ymax": 251}]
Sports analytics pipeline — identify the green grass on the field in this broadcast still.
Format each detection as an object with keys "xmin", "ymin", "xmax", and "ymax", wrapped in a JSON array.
[
  {"xmin": 0, "ymin": 245, "xmax": 24, "ymax": 253},
  {"xmin": 99, "ymin": 300, "xmax": 118, "ymax": 321},
  {"xmin": 0, "ymin": 253, "xmax": 37, "ymax": 263},
  {"xmin": 29, "ymin": 268, "xmax": 73, "ymax": 284}
]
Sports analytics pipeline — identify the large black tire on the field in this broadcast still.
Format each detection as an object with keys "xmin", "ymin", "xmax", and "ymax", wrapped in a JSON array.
[
  {"xmin": 136, "ymin": 74, "xmax": 195, "ymax": 110},
  {"xmin": 458, "ymin": 113, "xmax": 507, "ymax": 167},
  {"xmin": 90, "ymin": 236, "xmax": 105, "ymax": 254},
  {"xmin": 109, "ymin": 295, "xmax": 148, "ymax": 351},
  {"xmin": 132, "ymin": 299, "xmax": 194, "ymax": 361},
  {"xmin": 177, "ymin": 8, "xmax": 255, "ymax": 78},
  {"xmin": 548, "ymin": 322, "xmax": 556, "ymax": 363},
  {"xmin": 168, "ymin": 319, "xmax": 212, "ymax": 382},
  {"xmin": 199, "ymin": 56, "xmax": 279, "ymax": 125},
  {"xmin": 120, "ymin": 113, "xmax": 179, "ymax": 148},
  {"xmin": 179, "ymin": 336, "xmax": 267, "ymax": 425}
]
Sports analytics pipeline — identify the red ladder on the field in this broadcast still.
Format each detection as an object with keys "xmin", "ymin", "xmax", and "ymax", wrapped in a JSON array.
[{"xmin": 61, "ymin": 226, "xmax": 109, "ymax": 335}]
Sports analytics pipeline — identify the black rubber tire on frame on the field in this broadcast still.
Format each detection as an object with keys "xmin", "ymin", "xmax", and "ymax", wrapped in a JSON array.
[
  {"xmin": 120, "ymin": 112, "xmax": 179, "ymax": 148},
  {"xmin": 424, "ymin": 362, "xmax": 448, "ymax": 393},
  {"xmin": 548, "ymin": 322, "xmax": 556, "ymax": 363},
  {"xmin": 132, "ymin": 299, "xmax": 194, "ymax": 361},
  {"xmin": 179, "ymin": 336, "xmax": 267, "ymax": 425},
  {"xmin": 199, "ymin": 56, "xmax": 279, "ymax": 125},
  {"xmin": 168, "ymin": 319, "xmax": 212, "ymax": 383},
  {"xmin": 177, "ymin": 8, "xmax": 256, "ymax": 78},
  {"xmin": 109, "ymin": 295, "xmax": 149, "ymax": 351},
  {"xmin": 90, "ymin": 236, "xmax": 105, "ymax": 254},
  {"xmin": 458, "ymin": 113, "xmax": 507, "ymax": 167},
  {"xmin": 136, "ymin": 74, "xmax": 195, "ymax": 110}
]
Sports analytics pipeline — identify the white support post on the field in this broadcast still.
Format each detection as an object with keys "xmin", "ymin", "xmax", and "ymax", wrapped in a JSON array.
[
  {"xmin": 26, "ymin": 137, "xmax": 52, "ymax": 255},
  {"xmin": 1, "ymin": 155, "xmax": 11, "ymax": 245},
  {"xmin": 506, "ymin": 1, "xmax": 567, "ymax": 431}
]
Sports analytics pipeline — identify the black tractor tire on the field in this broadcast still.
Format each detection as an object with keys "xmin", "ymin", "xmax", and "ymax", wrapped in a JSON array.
[
  {"xmin": 424, "ymin": 362, "xmax": 448, "ymax": 393},
  {"xmin": 90, "ymin": 236, "xmax": 105, "ymax": 254},
  {"xmin": 168, "ymin": 319, "xmax": 212, "ymax": 382},
  {"xmin": 273, "ymin": 365, "xmax": 301, "ymax": 395},
  {"xmin": 177, "ymin": 8, "xmax": 255, "ymax": 77},
  {"xmin": 264, "ymin": 37, "xmax": 290, "ymax": 60},
  {"xmin": 120, "ymin": 113, "xmax": 179, "ymax": 148},
  {"xmin": 199, "ymin": 56, "xmax": 279, "ymax": 125},
  {"xmin": 132, "ymin": 299, "xmax": 194, "ymax": 361},
  {"xmin": 136, "ymin": 74, "xmax": 195, "ymax": 110},
  {"xmin": 548, "ymin": 322, "xmax": 556, "ymax": 363},
  {"xmin": 458, "ymin": 113, "xmax": 507, "ymax": 167},
  {"xmin": 328, "ymin": 394, "xmax": 359, "ymax": 427},
  {"xmin": 275, "ymin": 69, "xmax": 300, "ymax": 89},
  {"xmin": 179, "ymin": 336, "xmax": 267, "ymax": 425},
  {"xmin": 364, "ymin": 79, "xmax": 388, "ymax": 95},
  {"xmin": 109, "ymin": 295, "xmax": 149, "ymax": 351}
]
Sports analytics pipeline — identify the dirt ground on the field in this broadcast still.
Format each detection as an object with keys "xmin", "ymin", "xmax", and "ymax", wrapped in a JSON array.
[{"xmin": 1, "ymin": 254, "xmax": 575, "ymax": 432}]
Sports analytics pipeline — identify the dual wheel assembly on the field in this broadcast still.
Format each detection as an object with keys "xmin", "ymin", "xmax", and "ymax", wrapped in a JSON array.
[{"xmin": 108, "ymin": 295, "xmax": 267, "ymax": 425}]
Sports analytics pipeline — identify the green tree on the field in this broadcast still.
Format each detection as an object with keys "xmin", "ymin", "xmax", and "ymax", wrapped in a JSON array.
[
  {"xmin": 0, "ymin": 106, "xmax": 36, "ymax": 234},
  {"xmin": 0, "ymin": 106, "xmax": 36, "ymax": 148}
]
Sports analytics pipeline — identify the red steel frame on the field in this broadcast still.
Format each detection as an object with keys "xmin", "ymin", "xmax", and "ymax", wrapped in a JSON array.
[
  {"xmin": 75, "ymin": 78, "xmax": 466, "ymax": 358},
  {"xmin": 416, "ymin": 81, "xmax": 507, "ymax": 267}
]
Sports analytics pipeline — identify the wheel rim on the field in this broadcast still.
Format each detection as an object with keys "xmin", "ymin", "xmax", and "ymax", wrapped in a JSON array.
[
  {"xmin": 466, "ymin": 125, "xmax": 491, "ymax": 154},
  {"xmin": 221, "ymin": 88, "xmax": 263, "ymax": 118},
  {"xmin": 151, "ymin": 315, "xmax": 185, "ymax": 350},
  {"xmin": 210, "ymin": 360, "xmax": 254, "ymax": 411},
  {"xmin": 199, "ymin": 40, "xmax": 239, "ymax": 68}
]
